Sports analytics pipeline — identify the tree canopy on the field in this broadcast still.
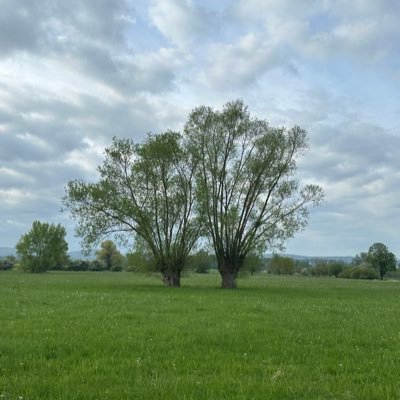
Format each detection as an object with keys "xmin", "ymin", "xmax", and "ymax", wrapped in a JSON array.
[
  {"xmin": 64, "ymin": 131, "xmax": 200, "ymax": 286},
  {"xmin": 96, "ymin": 240, "xmax": 124, "ymax": 271},
  {"xmin": 16, "ymin": 221, "xmax": 68, "ymax": 273},
  {"xmin": 184, "ymin": 100, "xmax": 324, "ymax": 287},
  {"xmin": 366, "ymin": 242, "xmax": 396, "ymax": 280}
]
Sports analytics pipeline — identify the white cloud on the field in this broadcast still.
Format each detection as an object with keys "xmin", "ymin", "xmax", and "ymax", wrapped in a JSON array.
[
  {"xmin": 0, "ymin": 0, "xmax": 399, "ymax": 256},
  {"xmin": 199, "ymin": 33, "xmax": 286, "ymax": 89},
  {"xmin": 149, "ymin": 0, "xmax": 213, "ymax": 48}
]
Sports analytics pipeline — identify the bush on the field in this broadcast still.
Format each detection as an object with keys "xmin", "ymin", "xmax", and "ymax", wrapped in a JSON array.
[
  {"xmin": 329, "ymin": 262, "xmax": 345, "ymax": 277},
  {"xmin": 300, "ymin": 268, "xmax": 310, "ymax": 276},
  {"xmin": 186, "ymin": 251, "xmax": 216, "ymax": 274},
  {"xmin": 339, "ymin": 265, "xmax": 379, "ymax": 280},
  {"xmin": 65, "ymin": 259, "xmax": 91, "ymax": 271},
  {"xmin": 242, "ymin": 254, "xmax": 265, "ymax": 275},
  {"xmin": 88, "ymin": 260, "xmax": 106, "ymax": 271},
  {"xmin": 0, "ymin": 257, "xmax": 15, "ymax": 271}
]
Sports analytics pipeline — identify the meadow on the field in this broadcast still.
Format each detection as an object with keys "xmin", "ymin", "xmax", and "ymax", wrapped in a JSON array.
[{"xmin": 0, "ymin": 272, "xmax": 399, "ymax": 399}]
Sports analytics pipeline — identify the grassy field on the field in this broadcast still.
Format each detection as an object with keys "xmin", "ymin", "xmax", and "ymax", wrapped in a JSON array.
[{"xmin": 0, "ymin": 272, "xmax": 400, "ymax": 399}]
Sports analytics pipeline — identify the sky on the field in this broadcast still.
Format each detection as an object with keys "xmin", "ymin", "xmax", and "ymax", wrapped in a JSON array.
[{"xmin": 0, "ymin": 0, "xmax": 399, "ymax": 257}]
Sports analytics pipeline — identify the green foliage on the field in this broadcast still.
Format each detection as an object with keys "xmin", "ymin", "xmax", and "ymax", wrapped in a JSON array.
[
  {"xmin": 96, "ymin": 240, "xmax": 125, "ymax": 271},
  {"xmin": 186, "ymin": 250, "xmax": 216, "ymax": 274},
  {"xmin": 294, "ymin": 259, "xmax": 310, "ymax": 271},
  {"xmin": 353, "ymin": 244, "xmax": 397, "ymax": 279},
  {"xmin": 125, "ymin": 251, "xmax": 151, "ymax": 272},
  {"xmin": 268, "ymin": 255, "xmax": 295, "ymax": 275},
  {"xmin": 0, "ymin": 256, "xmax": 15, "ymax": 271},
  {"xmin": 242, "ymin": 254, "xmax": 265, "ymax": 275},
  {"xmin": 300, "ymin": 267, "xmax": 310, "ymax": 276},
  {"xmin": 15, "ymin": 221, "xmax": 68, "ymax": 273},
  {"xmin": 339, "ymin": 265, "xmax": 379, "ymax": 280},
  {"xmin": 329, "ymin": 261, "xmax": 345, "ymax": 277},
  {"xmin": 64, "ymin": 132, "xmax": 200, "ymax": 286},
  {"xmin": 352, "ymin": 252, "xmax": 368, "ymax": 265},
  {"xmin": 308, "ymin": 261, "xmax": 346, "ymax": 277},
  {"xmin": 89, "ymin": 260, "xmax": 107, "ymax": 271},
  {"xmin": 1, "ymin": 273, "xmax": 400, "ymax": 399},
  {"xmin": 366, "ymin": 242, "xmax": 397, "ymax": 280},
  {"xmin": 65, "ymin": 259, "xmax": 91, "ymax": 271},
  {"xmin": 184, "ymin": 99, "xmax": 324, "ymax": 287},
  {"xmin": 125, "ymin": 238, "xmax": 158, "ymax": 273},
  {"xmin": 310, "ymin": 262, "xmax": 330, "ymax": 276}
]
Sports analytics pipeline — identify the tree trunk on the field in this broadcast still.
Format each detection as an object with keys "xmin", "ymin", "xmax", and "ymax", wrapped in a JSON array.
[
  {"xmin": 162, "ymin": 270, "xmax": 181, "ymax": 287},
  {"xmin": 220, "ymin": 270, "xmax": 237, "ymax": 289},
  {"xmin": 217, "ymin": 255, "xmax": 243, "ymax": 289}
]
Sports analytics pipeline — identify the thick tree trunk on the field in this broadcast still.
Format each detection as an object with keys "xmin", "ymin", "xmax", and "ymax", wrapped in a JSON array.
[
  {"xmin": 220, "ymin": 270, "xmax": 237, "ymax": 289},
  {"xmin": 162, "ymin": 270, "xmax": 181, "ymax": 287},
  {"xmin": 217, "ymin": 255, "xmax": 242, "ymax": 289}
]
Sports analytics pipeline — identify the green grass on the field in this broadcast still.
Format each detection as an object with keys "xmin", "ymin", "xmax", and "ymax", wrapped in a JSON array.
[{"xmin": 1, "ymin": 272, "xmax": 400, "ymax": 399}]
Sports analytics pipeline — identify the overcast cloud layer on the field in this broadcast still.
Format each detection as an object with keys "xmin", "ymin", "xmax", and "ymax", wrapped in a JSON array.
[{"xmin": 1, "ymin": 0, "xmax": 399, "ymax": 256}]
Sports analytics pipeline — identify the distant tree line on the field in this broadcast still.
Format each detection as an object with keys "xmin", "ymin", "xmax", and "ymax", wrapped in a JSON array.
[{"xmin": 9, "ymin": 219, "xmax": 398, "ymax": 283}]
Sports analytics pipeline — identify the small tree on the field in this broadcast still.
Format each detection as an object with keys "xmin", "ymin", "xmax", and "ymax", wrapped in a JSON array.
[
  {"xmin": 328, "ymin": 262, "xmax": 345, "ymax": 277},
  {"xmin": 366, "ymin": 242, "xmax": 396, "ymax": 280},
  {"xmin": 16, "ymin": 221, "xmax": 68, "ymax": 273},
  {"xmin": 96, "ymin": 240, "xmax": 124, "ymax": 271},
  {"xmin": 187, "ymin": 250, "xmax": 215, "ymax": 274},
  {"xmin": 268, "ymin": 255, "xmax": 295, "ymax": 275},
  {"xmin": 242, "ymin": 253, "xmax": 265, "ymax": 275}
]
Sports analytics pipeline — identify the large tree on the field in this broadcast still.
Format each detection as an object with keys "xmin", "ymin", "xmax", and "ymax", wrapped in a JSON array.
[
  {"xmin": 184, "ymin": 100, "xmax": 324, "ymax": 288},
  {"xmin": 366, "ymin": 242, "xmax": 396, "ymax": 280},
  {"xmin": 63, "ymin": 132, "xmax": 200, "ymax": 287},
  {"xmin": 16, "ymin": 221, "xmax": 68, "ymax": 273}
]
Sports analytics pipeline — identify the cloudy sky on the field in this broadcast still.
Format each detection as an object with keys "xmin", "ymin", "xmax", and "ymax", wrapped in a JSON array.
[{"xmin": 1, "ymin": 0, "xmax": 399, "ymax": 257}]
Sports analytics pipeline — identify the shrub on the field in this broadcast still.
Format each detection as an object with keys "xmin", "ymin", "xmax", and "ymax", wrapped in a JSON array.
[
  {"xmin": 339, "ymin": 265, "xmax": 379, "ymax": 280},
  {"xmin": 65, "ymin": 259, "xmax": 91, "ymax": 271},
  {"xmin": 186, "ymin": 251, "xmax": 216, "ymax": 274},
  {"xmin": 329, "ymin": 262, "xmax": 345, "ymax": 277},
  {"xmin": 300, "ymin": 268, "xmax": 310, "ymax": 276},
  {"xmin": 0, "ymin": 257, "xmax": 15, "ymax": 271},
  {"xmin": 88, "ymin": 260, "xmax": 106, "ymax": 271},
  {"xmin": 242, "ymin": 254, "xmax": 265, "ymax": 275}
]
